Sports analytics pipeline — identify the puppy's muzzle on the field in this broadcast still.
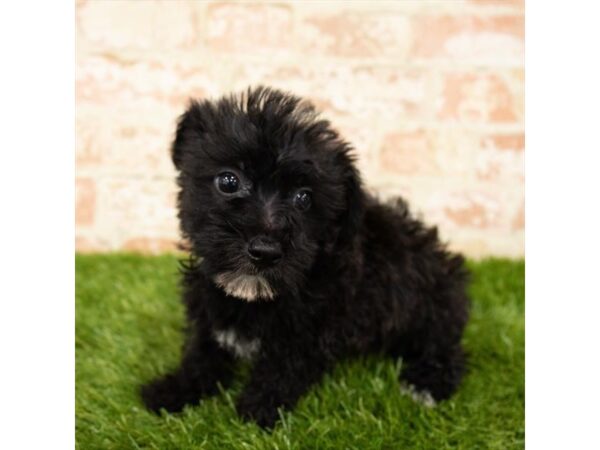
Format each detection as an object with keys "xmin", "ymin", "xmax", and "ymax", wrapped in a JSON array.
[{"xmin": 247, "ymin": 236, "xmax": 282, "ymax": 265}]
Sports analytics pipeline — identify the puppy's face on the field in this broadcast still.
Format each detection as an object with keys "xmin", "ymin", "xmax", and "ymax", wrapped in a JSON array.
[{"xmin": 172, "ymin": 88, "xmax": 363, "ymax": 301}]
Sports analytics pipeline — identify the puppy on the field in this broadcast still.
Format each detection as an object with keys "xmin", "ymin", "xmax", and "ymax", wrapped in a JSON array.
[{"xmin": 141, "ymin": 87, "xmax": 470, "ymax": 428}]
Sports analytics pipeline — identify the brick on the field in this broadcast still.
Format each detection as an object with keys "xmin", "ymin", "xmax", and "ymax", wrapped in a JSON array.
[
  {"xmin": 443, "ymin": 194, "xmax": 496, "ymax": 228},
  {"xmin": 421, "ymin": 185, "xmax": 522, "ymax": 233},
  {"xmin": 448, "ymin": 236, "xmax": 491, "ymax": 258},
  {"xmin": 96, "ymin": 178, "xmax": 179, "ymax": 242},
  {"xmin": 75, "ymin": 55, "xmax": 218, "ymax": 177},
  {"xmin": 426, "ymin": 189, "xmax": 504, "ymax": 230},
  {"xmin": 76, "ymin": 106, "xmax": 177, "ymax": 177},
  {"xmin": 75, "ymin": 235, "xmax": 109, "ymax": 253},
  {"xmin": 300, "ymin": 11, "xmax": 412, "ymax": 58},
  {"xmin": 375, "ymin": 181, "xmax": 521, "ymax": 239},
  {"xmin": 380, "ymin": 130, "xmax": 440, "ymax": 175},
  {"xmin": 122, "ymin": 237, "xmax": 178, "ymax": 254},
  {"xmin": 411, "ymin": 15, "xmax": 524, "ymax": 62},
  {"xmin": 485, "ymin": 133, "xmax": 525, "ymax": 151},
  {"xmin": 512, "ymin": 201, "xmax": 525, "ymax": 231},
  {"xmin": 235, "ymin": 64, "xmax": 434, "ymax": 123},
  {"xmin": 378, "ymin": 129, "xmax": 524, "ymax": 180},
  {"xmin": 77, "ymin": 0, "xmax": 196, "ymax": 49},
  {"xmin": 76, "ymin": 56, "xmax": 218, "ymax": 108},
  {"xmin": 75, "ymin": 235, "xmax": 94, "ymax": 253},
  {"xmin": 421, "ymin": 183, "xmax": 521, "ymax": 235},
  {"xmin": 333, "ymin": 122, "xmax": 379, "ymax": 175},
  {"xmin": 436, "ymin": 71, "xmax": 524, "ymax": 123},
  {"xmin": 76, "ymin": 178, "xmax": 96, "ymax": 226},
  {"xmin": 206, "ymin": 3, "xmax": 293, "ymax": 53},
  {"xmin": 444, "ymin": 231, "xmax": 524, "ymax": 259},
  {"xmin": 469, "ymin": 0, "xmax": 524, "ymax": 7},
  {"xmin": 75, "ymin": 116, "xmax": 102, "ymax": 168},
  {"xmin": 343, "ymin": 67, "xmax": 432, "ymax": 120},
  {"xmin": 476, "ymin": 133, "xmax": 525, "ymax": 181}
]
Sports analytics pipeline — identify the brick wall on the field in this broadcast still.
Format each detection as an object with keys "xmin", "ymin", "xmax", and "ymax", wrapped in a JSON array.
[{"xmin": 75, "ymin": 0, "xmax": 524, "ymax": 258}]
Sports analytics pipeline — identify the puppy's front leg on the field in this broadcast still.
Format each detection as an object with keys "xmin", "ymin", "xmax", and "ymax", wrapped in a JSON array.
[
  {"xmin": 141, "ymin": 328, "xmax": 234, "ymax": 414},
  {"xmin": 236, "ymin": 347, "xmax": 328, "ymax": 428}
]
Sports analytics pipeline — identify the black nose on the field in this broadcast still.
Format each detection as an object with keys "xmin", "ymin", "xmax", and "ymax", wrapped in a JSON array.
[{"xmin": 247, "ymin": 236, "xmax": 282, "ymax": 264}]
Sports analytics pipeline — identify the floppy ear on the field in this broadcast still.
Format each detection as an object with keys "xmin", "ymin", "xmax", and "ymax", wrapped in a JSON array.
[
  {"xmin": 171, "ymin": 100, "xmax": 211, "ymax": 171},
  {"xmin": 337, "ymin": 162, "xmax": 366, "ymax": 246}
]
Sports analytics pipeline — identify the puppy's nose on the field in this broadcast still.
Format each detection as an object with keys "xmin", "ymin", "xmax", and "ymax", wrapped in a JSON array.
[{"xmin": 247, "ymin": 236, "xmax": 282, "ymax": 264}]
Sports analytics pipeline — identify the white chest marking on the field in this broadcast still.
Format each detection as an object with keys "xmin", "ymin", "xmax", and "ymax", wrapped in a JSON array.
[{"xmin": 213, "ymin": 328, "xmax": 261, "ymax": 360}]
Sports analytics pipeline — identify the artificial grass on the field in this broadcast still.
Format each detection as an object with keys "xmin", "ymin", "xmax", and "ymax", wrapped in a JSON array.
[{"xmin": 76, "ymin": 254, "xmax": 524, "ymax": 450}]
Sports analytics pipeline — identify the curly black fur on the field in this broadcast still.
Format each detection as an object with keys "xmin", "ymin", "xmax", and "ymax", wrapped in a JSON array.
[{"xmin": 141, "ymin": 86, "xmax": 470, "ymax": 428}]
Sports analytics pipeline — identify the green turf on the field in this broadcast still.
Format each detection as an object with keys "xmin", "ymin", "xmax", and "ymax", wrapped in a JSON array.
[{"xmin": 76, "ymin": 254, "xmax": 524, "ymax": 450}]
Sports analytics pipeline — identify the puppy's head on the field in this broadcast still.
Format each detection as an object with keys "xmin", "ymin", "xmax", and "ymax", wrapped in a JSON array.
[{"xmin": 173, "ymin": 87, "xmax": 364, "ymax": 301}]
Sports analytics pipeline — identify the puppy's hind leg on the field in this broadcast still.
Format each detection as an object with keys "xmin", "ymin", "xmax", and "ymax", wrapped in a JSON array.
[{"xmin": 397, "ymin": 344, "xmax": 467, "ymax": 404}]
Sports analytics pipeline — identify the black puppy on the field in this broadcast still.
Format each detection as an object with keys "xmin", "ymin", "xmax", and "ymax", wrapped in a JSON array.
[{"xmin": 141, "ymin": 86, "xmax": 470, "ymax": 428}]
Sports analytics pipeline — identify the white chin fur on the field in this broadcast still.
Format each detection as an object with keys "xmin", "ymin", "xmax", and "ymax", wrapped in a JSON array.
[{"xmin": 214, "ymin": 272, "xmax": 275, "ymax": 301}]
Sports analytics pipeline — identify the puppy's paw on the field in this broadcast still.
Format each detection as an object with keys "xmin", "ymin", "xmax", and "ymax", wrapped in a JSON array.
[
  {"xmin": 141, "ymin": 374, "xmax": 191, "ymax": 414},
  {"xmin": 235, "ymin": 395, "xmax": 280, "ymax": 429},
  {"xmin": 400, "ymin": 382, "xmax": 437, "ymax": 408}
]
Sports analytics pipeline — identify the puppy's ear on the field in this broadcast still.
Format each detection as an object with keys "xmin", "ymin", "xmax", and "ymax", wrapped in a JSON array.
[
  {"xmin": 337, "ymin": 161, "xmax": 366, "ymax": 246},
  {"xmin": 171, "ymin": 100, "xmax": 212, "ymax": 170}
]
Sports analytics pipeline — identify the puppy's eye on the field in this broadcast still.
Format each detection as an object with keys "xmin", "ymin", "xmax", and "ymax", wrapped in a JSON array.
[
  {"xmin": 293, "ymin": 189, "xmax": 312, "ymax": 211},
  {"xmin": 215, "ymin": 172, "xmax": 240, "ymax": 194}
]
